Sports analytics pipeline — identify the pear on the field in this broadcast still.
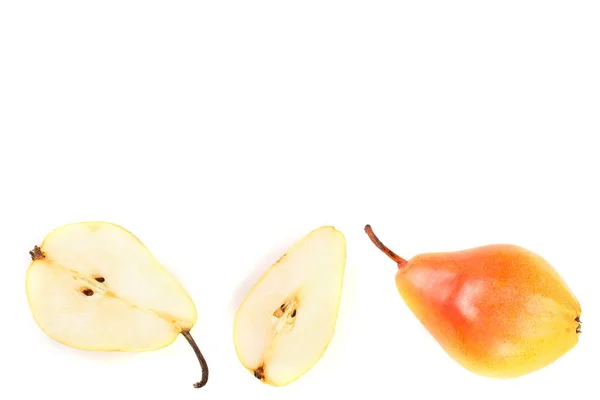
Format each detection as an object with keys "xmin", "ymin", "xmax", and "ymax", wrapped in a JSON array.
[
  {"xmin": 233, "ymin": 226, "xmax": 346, "ymax": 386},
  {"xmin": 364, "ymin": 224, "xmax": 582, "ymax": 378},
  {"xmin": 25, "ymin": 221, "xmax": 209, "ymax": 388}
]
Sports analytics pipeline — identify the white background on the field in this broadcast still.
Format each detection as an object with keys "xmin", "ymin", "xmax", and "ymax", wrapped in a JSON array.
[{"xmin": 1, "ymin": 1, "xmax": 599, "ymax": 399}]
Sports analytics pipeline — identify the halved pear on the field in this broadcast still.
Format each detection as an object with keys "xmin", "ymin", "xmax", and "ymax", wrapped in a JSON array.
[
  {"xmin": 233, "ymin": 226, "xmax": 347, "ymax": 386},
  {"xmin": 25, "ymin": 221, "xmax": 209, "ymax": 388}
]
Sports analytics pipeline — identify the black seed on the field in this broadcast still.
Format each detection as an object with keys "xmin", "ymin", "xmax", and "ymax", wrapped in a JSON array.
[
  {"xmin": 291, "ymin": 309, "xmax": 296, "ymax": 318},
  {"xmin": 82, "ymin": 288, "xmax": 94, "ymax": 296},
  {"xmin": 95, "ymin": 277, "xmax": 105, "ymax": 283}
]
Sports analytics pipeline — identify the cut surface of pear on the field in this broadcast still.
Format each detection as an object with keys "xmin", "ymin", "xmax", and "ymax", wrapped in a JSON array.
[
  {"xmin": 233, "ymin": 226, "xmax": 346, "ymax": 386},
  {"xmin": 25, "ymin": 221, "xmax": 209, "ymax": 388}
]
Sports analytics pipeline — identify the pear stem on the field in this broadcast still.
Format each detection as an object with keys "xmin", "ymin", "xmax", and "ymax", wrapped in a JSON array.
[
  {"xmin": 364, "ymin": 225, "xmax": 408, "ymax": 268},
  {"xmin": 181, "ymin": 330, "xmax": 209, "ymax": 388}
]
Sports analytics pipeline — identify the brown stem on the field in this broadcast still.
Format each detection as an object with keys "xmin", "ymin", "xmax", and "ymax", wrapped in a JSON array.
[
  {"xmin": 364, "ymin": 225, "xmax": 408, "ymax": 268},
  {"xmin": 181, "ymin": 330, "xmax": 209, "ymax": 388}
]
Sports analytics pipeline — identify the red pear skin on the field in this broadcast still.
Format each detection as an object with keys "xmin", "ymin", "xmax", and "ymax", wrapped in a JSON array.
[{"xmin": 365, "ymin": 225, "xmax": 582, "ymax": 378}]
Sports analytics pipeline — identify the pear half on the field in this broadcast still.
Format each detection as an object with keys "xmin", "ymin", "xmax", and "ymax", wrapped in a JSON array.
[
  {"xmin": 233, "ymin": 226, "xmax": 347, "ymax": 386},
  {"xmin": 25, "ymin": 221, "xmax": 209, "ymax": 388}
]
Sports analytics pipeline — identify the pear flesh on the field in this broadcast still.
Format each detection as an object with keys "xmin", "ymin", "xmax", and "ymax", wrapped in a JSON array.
[
  {"xmin": 233, "ymin": 226, "xmax": 347, "ymax": 386},
  {"xmin": 25, "ymin": 222, "xmax": 209, "ymax": 388}
]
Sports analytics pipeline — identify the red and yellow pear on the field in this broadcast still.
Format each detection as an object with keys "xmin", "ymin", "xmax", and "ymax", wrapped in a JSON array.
[{"xmin": 364, "ymin": 224, "xmax": 581, "ymax": 378}]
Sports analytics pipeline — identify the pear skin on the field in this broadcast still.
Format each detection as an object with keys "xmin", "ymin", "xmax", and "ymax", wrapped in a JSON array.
[{"xmin": 365, "ymin": 224, "xmax": 581, "ymax": 378}]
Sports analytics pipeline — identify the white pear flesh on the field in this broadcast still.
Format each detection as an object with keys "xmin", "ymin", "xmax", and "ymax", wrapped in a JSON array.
[
  {"xmin": 233, "ymin": 226, "xmax": 347, "ymax": 386},
  {"xmin": 25, "ymin": 221, "xmax": 209, "ymax": 388}
]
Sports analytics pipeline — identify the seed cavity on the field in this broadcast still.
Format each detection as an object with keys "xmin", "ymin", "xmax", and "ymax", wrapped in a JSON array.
[{"xmin": 272, "ymin": 297, "xmax": 299, "ymax": 334}]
